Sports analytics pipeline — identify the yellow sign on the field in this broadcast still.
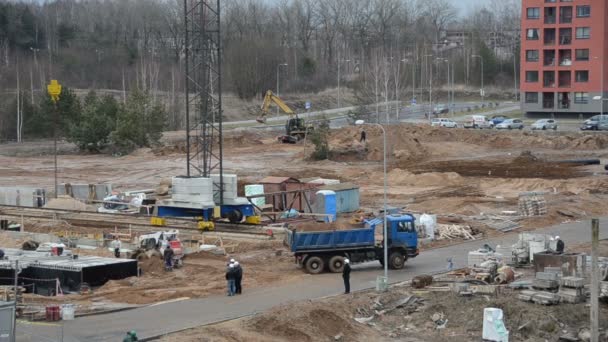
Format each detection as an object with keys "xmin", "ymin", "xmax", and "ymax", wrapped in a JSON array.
[{"xmin": 47, "ymin": 79, "xmax": 62, "ymax": 103}]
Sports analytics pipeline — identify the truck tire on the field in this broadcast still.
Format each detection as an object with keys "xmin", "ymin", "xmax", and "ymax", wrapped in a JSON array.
[
  {"xmin": 227, "ymin": 209, "xmax": 243, "ymax": 223},
  {"xmin": 389, "ymin": 251, "xmax": 405, "ymax": 270},
  {"xmin": 304, "ymin": 256, "xmax": 325, "ymax": 274},
  {"xmin": 328, "ymin": 255, "xmax": 345, "ymax": 273}
]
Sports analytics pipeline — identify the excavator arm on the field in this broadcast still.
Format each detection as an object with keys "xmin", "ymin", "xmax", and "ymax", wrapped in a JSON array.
[{"xmin": 257, "ymin": 90, "xmax": 296, "ymax": 123}]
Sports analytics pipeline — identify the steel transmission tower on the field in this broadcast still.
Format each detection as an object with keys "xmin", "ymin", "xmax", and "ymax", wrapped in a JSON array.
[{"xmin": 184, "ymin": 0, "xmax": 224, "ymax": 204}]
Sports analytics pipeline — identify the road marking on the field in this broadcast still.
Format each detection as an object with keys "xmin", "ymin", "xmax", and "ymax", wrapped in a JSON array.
[
  {"xmin": 148, "ymin": 297, "xmax": 190, "ymax": 307},
  {"xmin": 17, "ymin": 320, "xmax": 61, "ymax": 327}
]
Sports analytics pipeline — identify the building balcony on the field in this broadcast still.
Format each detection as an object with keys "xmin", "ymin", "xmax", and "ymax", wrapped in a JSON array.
[
  {"xmin": 545, "ymin": 16, "xmax": 556, "ymax": 24},
  {"xmin": 543, "ymin": 101, "xmax": 555, "ymax": 109}
]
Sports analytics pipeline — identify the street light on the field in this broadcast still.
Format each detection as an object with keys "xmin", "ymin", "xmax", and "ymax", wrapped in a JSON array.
[
  {"xmin": 276, "ymin": 63, "xmax": 288, "ymax": 116},
  {"xmin": 424, "ymin": 54, "xmax": 433, "ymax": 123},
  {"xmin": 436, "ymin": 58, "xmax": 453, "ymax": 116},
  {"xmin": 337, "ymin": 59, "xmax": 351, "ymax": 108},
  {"xmin": 355, "ymin": 119, "xmax": 388, "ymax": 287},
  {"xmin": 472, "ymin": 54, "xmax": 484, "ymax": 104}
]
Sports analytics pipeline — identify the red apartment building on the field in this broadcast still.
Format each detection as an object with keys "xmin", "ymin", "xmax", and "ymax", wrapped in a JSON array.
[{"xmin": 520, "ymin": 0, "xmax": 608, "ymax": 116}]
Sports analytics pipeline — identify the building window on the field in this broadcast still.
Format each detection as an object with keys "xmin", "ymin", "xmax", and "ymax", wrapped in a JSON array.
[
  {"xmin": 576, "ymin": 5, "xmax": 590, "ymax": 17},
  {"xmin": 575, "ymin": 49, "xmax": 589, "ymax": 61},
  {"xmin": 559, "ymin": 6, "xmax": 572, "ymax": 23},
  {"xmin": 574, "ymin": 92, "xmax": 589, "ymax": 104},
  {"xmin": 576, "ymin": 27, "xmax": 590, "ymax": 39},
  {"xmin": 560, "ymin": 0, "xmax": 572, "ymax": 2},
  {"xmin": 527, "ymin": 29, "xmax": 540, "ymax": 40},
  {"xmin": 526, "ymin": 71, "xmax": 539, "ymax": 82},
  {"xmin": 545, "ymin": 0, "xmax": 556, "ymax": 2},
  {"xmin": 527, "ymin": 7, "xmax": 540, "ymax": 19},
  {"xmin": 525, "ymin": 92, "xmax": 539, "ymax": 103},
  {"xmin": 575, "ymin": 71, "xmax": 589, "ymax": 82},
  {"xmin": 526, "ymin": 50, "xmax": 539, "ymax": 62}
]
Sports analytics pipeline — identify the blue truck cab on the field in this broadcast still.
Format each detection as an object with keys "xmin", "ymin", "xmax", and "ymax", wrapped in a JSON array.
[{"xmin": 286, "ymin": 214, "xmax": 419, "ymax": 274}]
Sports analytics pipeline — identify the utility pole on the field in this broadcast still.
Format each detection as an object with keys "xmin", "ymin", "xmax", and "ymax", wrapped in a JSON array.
[
  {"xmin": 424, "ymin": 54, "xmax": 433, "ymax": 122},
  {"xmin": 591, "ymin": 218, "xmax": 599, "ymax": 342},
  {"xmin": 11, "ymin": 260, "xmax": 18, "ymax": 342},
  {"xmin": 472, "ymin": 54, "xmax": 484, "ymax": 104},
  {"xmin": 276, "ymin": 63, "xmax": 288, "ymax": 116}
]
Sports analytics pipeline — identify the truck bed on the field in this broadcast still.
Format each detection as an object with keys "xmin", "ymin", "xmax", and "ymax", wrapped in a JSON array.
[{"xmin": 286, "ymin": 224, "xmax": 378, "ymax": 253}]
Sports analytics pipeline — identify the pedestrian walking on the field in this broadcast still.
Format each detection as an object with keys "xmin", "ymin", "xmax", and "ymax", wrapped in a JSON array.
[
  {"xmin": 163, "ymin": 245, "xmax": 174, "ymax": 271},
  {"xmin": 123, "ymin": 330, "xmax": 138, "ymax": 342},
  {"xmin": 446, "ymin": 257, "xmax": 453, "ymax": 271},
  {"xmin": 342, "ymin": 258, "xmax": 351, "ymax": 294},
  {"xmin": 111, "ymin": 236, "xmax": 121, "ymax": 258},
  {"xmin": 226, "ymin": 264, "xmax": 236, "ymax": 296},
  {"xmin": 234, "ymin": 261, "xmax": 243, "ymax": 295},
  {"xmin": 556, "ymin": 236, "xmax": 565, "ymax": 254},
  {"xmin": 359, "ymin": 130, "xmax": 366, "ymax": 143}
]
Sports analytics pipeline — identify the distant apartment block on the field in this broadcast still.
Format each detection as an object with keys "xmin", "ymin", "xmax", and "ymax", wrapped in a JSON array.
[{"xmin": 520, "ymin": 0, "xmax": 608, "ymax": 115}]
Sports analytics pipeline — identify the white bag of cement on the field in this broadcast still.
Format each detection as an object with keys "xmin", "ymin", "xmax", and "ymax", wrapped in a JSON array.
[
  {"xmin": 482, "ymin": 308, "xmax": 509, "ymax": 342},
  {"xmin": 419, "ymin": 214, "xmax": 436, "ymax": 240},
  {"xmin": 245, "ymin": 184, "xmax": 265, "ymax": 207}
]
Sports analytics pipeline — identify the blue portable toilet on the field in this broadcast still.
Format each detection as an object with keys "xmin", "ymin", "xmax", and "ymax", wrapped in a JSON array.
[{"xmin": 315, "ymin": 190, "xmax": 337, "ymax": 222}]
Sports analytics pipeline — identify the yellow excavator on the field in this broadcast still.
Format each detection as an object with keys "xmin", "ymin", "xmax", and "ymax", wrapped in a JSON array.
[{"xmin": 257, "ymin": 90, "xmax": 312, "ymax": 144}]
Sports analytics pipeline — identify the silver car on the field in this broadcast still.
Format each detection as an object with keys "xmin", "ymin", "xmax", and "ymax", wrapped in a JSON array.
[
  {"xmin": 531, "ymin": 119, "xmax": 558, "ymax": 130},
  {"xmin": 495, "ymin": 119, "xmax": 524, "ymax": 130}
]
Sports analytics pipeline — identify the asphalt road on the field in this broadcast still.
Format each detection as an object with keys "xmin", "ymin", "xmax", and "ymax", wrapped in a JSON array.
[{"xmin": 17, "ymin": 218, "xmax": 608, "ymax": 341}]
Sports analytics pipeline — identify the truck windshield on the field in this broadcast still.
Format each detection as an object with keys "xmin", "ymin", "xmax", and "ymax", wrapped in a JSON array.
[{"xmin": 397, "ymin": 221, "xmax": 414, "ymax": 232}]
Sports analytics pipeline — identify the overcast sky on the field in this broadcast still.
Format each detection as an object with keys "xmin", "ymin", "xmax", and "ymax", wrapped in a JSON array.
[{"xmin": 453, "ymin": 0, "xmax": 488, "ymax": 14}]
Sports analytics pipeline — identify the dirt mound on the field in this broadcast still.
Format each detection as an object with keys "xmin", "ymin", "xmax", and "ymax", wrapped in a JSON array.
[
  {"xmin": 387, "ymin": 169, "xmax": 464, "ymax": 187},
  {"xmin": 138, "ymin": 256, "xmax": 165, "ymax": 274},
  {"xmin": 0, "ymin": 232, "xmax": 22, "ymax": 248},
  {"xmin": 45, "ymin": 196, "xmax": 89, "ymax": 210},
  {"xmin": 184, "ymin": 250, "xmax": 226, "ymax": 261},
  {"xmin": 329, "ymin": 125, "xmax": 427, "ymax": 162},
  {"xmin": 413, "ymin": 154, "xmax": 587, "ymax": 179}
]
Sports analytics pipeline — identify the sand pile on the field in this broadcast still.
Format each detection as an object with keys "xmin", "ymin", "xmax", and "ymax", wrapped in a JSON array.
[
  {"xmin": 45, "ymin": 196, "xmax": 89, "ymax": 211},
  {"xmin": 329, "ymin": 125, "xmax": 428, "ymax": 162},
  {"xmin": 0, "ymin": 232, "xmax": 22, "ymax": 248},
  {"xmin": 387, "ymin": 169, "xmax": 464, "ymax": 187}
]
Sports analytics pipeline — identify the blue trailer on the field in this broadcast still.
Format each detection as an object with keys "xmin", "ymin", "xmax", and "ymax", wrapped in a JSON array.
[{"xmin": 285, "ymin": 214, "xmax": 419, "ymax": 274}]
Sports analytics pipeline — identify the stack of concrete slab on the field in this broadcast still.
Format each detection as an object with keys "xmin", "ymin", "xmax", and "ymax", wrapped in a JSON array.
[
  {"xmin": 518, "ymin": 290, "xmax": 560, "ymax": 305},
  {"xmin": 559, "ymin": 277, "xmax": 585, "ymax": 304},
  {"xmin": 518, "ymin": 193, "xmax": 547, "ymax": 217},
  {"xmin": 468, "ymin": 250, "xmax": 501, "ymax": 268},
  {"xmin": 533, "ymin": 271, "xmax": 560, "ymax": 291},
  {"xmin": 601, "ymin": 282, "xmax": 608, "ymax": 299}
]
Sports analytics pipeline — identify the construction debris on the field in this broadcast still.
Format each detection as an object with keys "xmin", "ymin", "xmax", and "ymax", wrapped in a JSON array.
[
  {"xmin": 435, "ymin": 224, "xmax": 475, "ymax": 240},
  {"xmin": 518, "ymin": 192, "xmax": 547, "ymax": 217},
  {"xmin": 559, "ymin": 277, "xmax": 586, "ymax": 304}
]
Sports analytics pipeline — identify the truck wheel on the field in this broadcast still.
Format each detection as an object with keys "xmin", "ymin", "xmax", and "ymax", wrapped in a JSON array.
[
  {"xmin": 389, "ymin": 252, "xmax": 405, "ymax": 270},
  {"xmin": 304, "ymin": 256, "xmax": 325, "ymax": 274},
  {"xmin": 227, "ymin": 209, "xmax": 243, "ymax": 223},
  {"xmin": 328, "ymin": 255, "xmax": 345, "ymax": 273}
]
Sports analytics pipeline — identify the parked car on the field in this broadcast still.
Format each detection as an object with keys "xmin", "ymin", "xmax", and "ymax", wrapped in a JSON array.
[
  {"xmin": 490, "ymin": 115, "xmax": 509, "ymax": 125},
  {"xmin": 463, "ymin": 115, "xmax": 493, "ymax": 129},
  {"xmin": 580, "ymin": 115, "xmax": 603, "ymax": 131},
  {"xmin": 597, "ymin": 115, "xmax": 608, "ymax": 131},
  {"xmin": 531, "ymin": 119, "xmax": 558, "ymax": 130},
  {"xmin": 432, "ymin": 104, "xmax": 449, "ymax": 114},
  {"xmin": 496, "ymin": 119, "xmax": 524, "ymax": 130},
  {"xmin": 431, "ymin": 118, "xmax": 458, "ymax": 128}
]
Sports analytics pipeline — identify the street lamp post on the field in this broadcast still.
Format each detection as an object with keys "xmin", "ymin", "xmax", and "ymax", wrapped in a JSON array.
[
  {"xmin": 276, "ymin": 63, "xmax": 288, "ymax": 116},
  {"xmin": 424, "ymin": 54, "xmax": 433, "ymax": 122},
  {"xmin": 593, "ymin": 56, "xmax": 605, "ymax": 119},
  {"xmin": 400, "ymin": 58, "xmax": 416, "ymax": 120},
  {"xmin": 355, "ymin": 120, "xmax": 388, "ymax": 286},
  {"xmin": 436, "ymin": 58, "xmax": 450, "ymax": 115},
  {"xmin": 337, "ymin": 59, "xmax": 350, "ymax": 108},
  {"xmin": 472, "ymin": 54, "xmax": 484, "ymax": 104}
]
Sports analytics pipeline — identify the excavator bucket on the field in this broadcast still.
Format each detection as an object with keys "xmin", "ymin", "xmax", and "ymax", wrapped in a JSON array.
[{"xmin": 256, "ymin": 115, "xmax": 267, "ymax": 124}]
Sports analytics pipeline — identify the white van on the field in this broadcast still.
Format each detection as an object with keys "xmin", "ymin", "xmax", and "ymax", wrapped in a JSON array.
[{"xmin": 463, "ymin": 115, "xmax": 493, "ymax": 129}]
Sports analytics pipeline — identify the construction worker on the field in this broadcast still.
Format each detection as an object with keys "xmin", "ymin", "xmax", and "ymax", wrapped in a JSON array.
[
  {"xmin": 123, "ymin": 330, "xmax": 138, "ymax": 342},
  {"xmin": 556, "ymin": 236, "xmax": 565, "ymax": 254},
  {"xmin": 234, "ymin": 261, "xmax": 243, "ymax": 295},
  {"xmin": 163, "ymin": 245, "xmax": 174, "ymax": 271},
  {"xmin": 226, "ymin": 264, "xmax": 236, "ymax": 296},
  {"xmin": 111, "ymin": 237, "xmax": 121, "ymax": 258},
  {"xmin": 359, "ymin": 130, "xmax": 366, "ymax": 143},
  {"xmin": 0, "ymin": 249, "xmax": 4, "ymax": 260},
  {"xmin": 342, "ymin": 258, "xmax": 351, "ymax": 294}
]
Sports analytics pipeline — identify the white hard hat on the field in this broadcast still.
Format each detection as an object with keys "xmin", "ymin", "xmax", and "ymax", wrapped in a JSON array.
[
  {"xmin": 344, "ymin": 258, "xmax": 350, "ymax": 264},
  {"xmin": 229, "ymin": 264, "xmax": 234, "ymax": 268},
  {"xmin": 234, "ymin": 261, "xmax": 239, "ymax": 266},
  {"xmin": 230, "ymin": 258, "xmax": 235, "ymax": 263},
  {"xmin": 555, "ymin": 236, "xmax": 560, "ymax": 240}
]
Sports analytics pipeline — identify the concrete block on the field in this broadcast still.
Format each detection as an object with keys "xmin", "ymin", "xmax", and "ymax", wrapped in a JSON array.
[
  {"xmin": 559, "ymin": 292, "xmax": 584, "ymax": 304},
  {"xmin": 518, "ymin": 290, "xmax": 560, "ymax": 305},
  {"xmin": 560, "ymin": 277, "xmax": 585, "ymax": 288},
  {"xmin": 559, "ymin": 287, "xmax": 584, "ymax": 297},
  {"xmin": 533, "ymin": 278, "xmax": 559, "ymax": 290},
  {"xmin": 544, "ymin": 266, "xmax": 562, "ymax": 274},
  {"xmin": 536, "ymin": 272, "xmax": 559, "ymax": 281}
]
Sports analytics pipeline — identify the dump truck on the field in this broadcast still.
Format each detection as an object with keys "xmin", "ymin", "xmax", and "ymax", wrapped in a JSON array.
[{"xmin": 285, "ymin": 214, "xmax": 419, "ymax": 274}]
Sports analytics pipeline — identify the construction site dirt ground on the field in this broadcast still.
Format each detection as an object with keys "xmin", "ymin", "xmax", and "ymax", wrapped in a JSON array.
[
  {"xmin": 158, "ymin": 283, "xmax": 608, "ymax": 342},
  {"xmin": 2, "ymin": 123, "xmax": 608, "ymax": 312}
]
